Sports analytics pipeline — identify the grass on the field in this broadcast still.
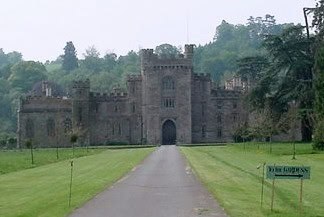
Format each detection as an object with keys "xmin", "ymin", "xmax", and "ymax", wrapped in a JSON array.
[
  {"xmin": 181, "ymin": 143, "xmax": 324, "ymax": 217},
  {"xmin": 0, "ymin": 148, "xmax": 104, "ymax": 175},
  {"xmin": 0, "ymin": 147, "xmax": 154, "ymax": 217}
]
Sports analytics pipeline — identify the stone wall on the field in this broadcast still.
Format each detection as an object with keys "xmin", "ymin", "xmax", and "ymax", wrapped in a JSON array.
[{"xmin": 17, "ymin": 96, "xmax": 72, "ymax": 148}]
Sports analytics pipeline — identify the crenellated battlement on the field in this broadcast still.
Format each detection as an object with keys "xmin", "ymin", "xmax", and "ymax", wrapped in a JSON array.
[
  {"xmin": 184, "ymin": 44, "xmax": 194, "ymax": 59},
  {"xmin": 140, "ymin": 44, "xmax": 194, "ymax": 69},
  {"xmin": 140, "ymin": 49, "xmax": 156, "ymax": 61},
  {"xmin": 23, "ymin": 95, "xmax": 70, "ymax": 103},
  {"xmin": 152, "ymin": 64, "xmax": 193, "ymax": 70},
  {"xmin": 19, "ymin": 95, "xmax": 71, "ymax": 113},
  {"xmin": 90, "ymin": 91, "xmax": 128, "ymax": 101}
]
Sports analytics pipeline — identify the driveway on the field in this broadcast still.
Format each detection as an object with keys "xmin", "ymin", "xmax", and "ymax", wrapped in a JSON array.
[{"xmin": 69, "ymin": 145, "xmax": 228, "ymax": 217}]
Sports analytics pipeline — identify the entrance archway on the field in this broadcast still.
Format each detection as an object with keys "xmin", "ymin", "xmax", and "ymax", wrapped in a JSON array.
[{"xmin": 162, "ymin": 120, "xmax": 176, "ymax": 145}]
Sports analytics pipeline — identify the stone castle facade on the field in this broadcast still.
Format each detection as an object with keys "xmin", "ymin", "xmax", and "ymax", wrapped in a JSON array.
[{"xmin": 17, "ymin": 45, "xmax": 248, "ymax": 147}]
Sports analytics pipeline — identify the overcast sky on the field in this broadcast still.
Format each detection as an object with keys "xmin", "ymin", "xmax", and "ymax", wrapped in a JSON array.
[{"xmin": 0, "ymin": 0, "xmax": 317, "ymax": 61}]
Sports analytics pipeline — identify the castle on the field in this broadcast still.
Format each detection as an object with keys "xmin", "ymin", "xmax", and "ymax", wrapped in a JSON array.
[{"xmin": 17, "ymin": 45, "xmax": 248, "ymax": 147}]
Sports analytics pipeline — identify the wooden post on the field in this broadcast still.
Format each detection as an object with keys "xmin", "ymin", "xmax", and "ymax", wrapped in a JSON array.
[
  {"xmin": 260, "ymin": 163, "xmax": 266, "ymax": 208},
  {"xmin": 271, "ymin": 178, "xmax": 275, "ymax": 212},
  {"xmin": 30, "ymin": 145, "xmax": 34, "ymax": 165},
  {"xmin": 300, "ymin": 178, "xmax": 304, "ymax": 215},
  {"xmin": 68, "ymin": 160, "xmax": 74, "ymax": 207}
]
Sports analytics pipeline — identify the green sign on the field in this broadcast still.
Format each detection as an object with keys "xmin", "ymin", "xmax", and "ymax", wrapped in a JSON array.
[{"xmin": 266, "ymin": 165, "xmax": 311, "ymax": 180}]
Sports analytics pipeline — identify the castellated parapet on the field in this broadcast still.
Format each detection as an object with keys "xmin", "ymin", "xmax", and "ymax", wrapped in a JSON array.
[
  {"xmin": 184, "ymin": 44, "xmax": 194, "ymax": 59},
  {"xmin": 140, "ymin": 46, "xmax": 193, "ymax": 76}
]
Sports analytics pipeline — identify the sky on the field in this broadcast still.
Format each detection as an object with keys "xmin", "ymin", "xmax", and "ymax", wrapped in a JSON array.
[{"xmin": 0, "ymin": 0, "xmax": 317, "ymax": 62}]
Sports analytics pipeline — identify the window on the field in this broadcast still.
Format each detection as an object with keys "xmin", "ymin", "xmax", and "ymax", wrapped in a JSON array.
[
  {"xmin": 217, "ymin": 128, "xmax": 222, "ymax": 138},
  {"xmin": 163, "ymin": 98, "xmax": 175, "ymax": 108},
  {"xmin": 217, "ymin": 115, "xmax": 222, "ymax": 123},
  {"xmin": 217, "ymin": 101, "xmax": 223, "ymax": 109},
  {"xmin": 26, "ymin": 119, "xmax": 34, "ymax": 139},
  {"xmin": 64, "ymin": 118, "xmax": 72, "ymax": 134},
  {"xmin": 233, "ymin": 101, "xmax": 238, "ymax": 109},
  {"xmin": 112, "ymin": 123, "xmax": 115, "ymax": 135},
  {"xmin": 162, "ymin": 77, "xmax": 175, "ymax": 91},
  {"xmin": 131, "ymin": 83, "xmax": 136, "ymax": 93},
  {"xmin": 78, "ymin": 107, "xmax": 82, "ymax": 122},
  {"xmin": 233, "ymin": 114, "xmax": 237, "ymax": 122},
  {"xmin": 47, "ymin": 118, "xmax": 55, "ymax": 137},
  {"xmin": 201, "ymin": 81, "xmax": 207, "ymax": 92},
  {"xmin": 202, "ymin": 102, "xmax": 206, "ymax": 117},
  {"xmin": 118, "ymin": 123, "xmax": 122, "ymax": 135},
  {"xmin": 132, "ymin": 103, "xmax": 136, "ymax": 113},
  {"xmin": 202, "ymin": 125, "xmax": 206, "ymax": 138},
  {"xmin": 114, "ymin": 105, "xmax": 118, "ymax": 112}
]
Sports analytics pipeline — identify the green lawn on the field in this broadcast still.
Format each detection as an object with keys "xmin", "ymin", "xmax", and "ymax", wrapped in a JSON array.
[
  {"xmin": 0, "ymin": 147, "xmax": 154, "ymax": 217},
  {"xmin": 0, "ymin": 148, "xmax": 104, "ymax": 175},
  {"xmin": 181, "ymin": 143, "xmax": 324, "ymax": 217}
]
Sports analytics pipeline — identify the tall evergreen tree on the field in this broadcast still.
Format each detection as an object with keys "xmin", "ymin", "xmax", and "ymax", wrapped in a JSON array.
[
  {"xmin": 313, "ymin": 0, "xmax": 324, "ymax": 149},
  {"xmin": 62, "ymin": 41, "xmax": 78, "ymax": 72},
  {"xmin": 242, "ymin": 26, "xmax": 315, "ymax": 141},
  {"xmin": 314, "ymin": 42, "xmax": 324, "ymax": 149}
]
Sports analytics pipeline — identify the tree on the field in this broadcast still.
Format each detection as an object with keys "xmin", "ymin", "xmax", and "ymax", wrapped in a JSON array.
[
  {"xmin": 194, "ymin": 15, "xmax": 289, "ymax": 84},
  {"xmin": 314, "ymin": 41, "xmax": 324, "ymax": 149},
  {"xmin": 62, "ymin": 41, "xmax": 78, "ymax": 72},
  {"xmin": 312, "ymin": 1, "xmax": 324, "ymax": 149},
  {"xmin": 236, "ymin": 56, "xmax": 269, "ymax": 87},
  {"xmin": 312, "ymin": 0, "xmax": 324, "ymax": 37},
  {"xmin": 103, "ymin": 52, "xmax": 117, "ymax": 71},
  {"xmin": 247, "ymin": 26, "xmax": 314, "ymax": 141},
  {"xmin": 8, "ymin": 61, "xmax": 47, "ymax": 92},
  {"xmin": 0, "ymin": 49, "xmax": 22, "ymax": 67},
  {"xmin": 81, "ymin": 46, "xmax": 103, "ymax": 73},
  {"xmin": 154, "ymin": 44, "xmax": 180, "ymax": 59},
  {"xmin": 213, "ymin": 20, "xmax": 235, "ymax": 42}
]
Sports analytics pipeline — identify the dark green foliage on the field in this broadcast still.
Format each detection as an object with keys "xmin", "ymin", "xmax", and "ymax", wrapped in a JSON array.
[
  {"xmin": 70, "ymin": 134, "xmax": 78, "ymax": 144},
  {"xmin": 0, "ymin": 59, "xmax": 47, "ymax": 136},
  {"xmin": 194, "ymin": 15, "xmax": 290, "ymax": 83},
  {"xmin": 154, "ymin": 44, "xmax": 181, "ymax": 59},
  {"xmin": 80, "ymin": 46, "xmax": 103, "ymax": 73},
  {"xmin": 236, "ymin": 56, "xmax": 269, "ymax": 84},
  {"xmin": 0, "ymin": 49, "xmax": 22, "ymax": 68},
  {"xmin": 312, "ymin": 0, "xmax": 324, "ymax": 37},
  {"xmin": 244, "ymin": 26, "xmax": 314, "ymax": 142},
  {"xmin": 314, "ymin": 41, "xmax": 324, "ymax": 150},
  {"xmin": 9, "ymin": 61, "xmax": 47, "ymax": 92},
  {"xmin": 25, "ymin": 139, "xmax": 32, "ymax": 149},
  {"xmin": 62, "ymin": 41, "xmax": 78, "ymax": 71},
  {"xmin": 313, "ymin": 120, "xmax": 324, "ymax": 150}
]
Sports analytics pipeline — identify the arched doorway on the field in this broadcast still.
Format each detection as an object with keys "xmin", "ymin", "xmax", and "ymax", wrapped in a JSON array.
[{"xmin": 162, "ymin": 120, "xmax": 176, "ymax": 145}]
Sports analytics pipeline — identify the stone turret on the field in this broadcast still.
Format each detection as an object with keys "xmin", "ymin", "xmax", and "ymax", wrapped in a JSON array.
[
  {"xmin": 140, "ymin": 45, "xmax": 193, "ymax": 145},
  {"xmin": 71, "ymin": 79, "xmax": 90, "ymax": 144},
  {"xmin": 184, "ymin": 44, "xmax": 194, "ymax": 59}
]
